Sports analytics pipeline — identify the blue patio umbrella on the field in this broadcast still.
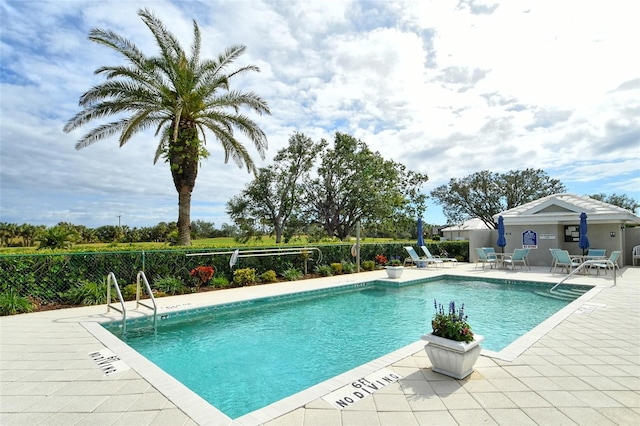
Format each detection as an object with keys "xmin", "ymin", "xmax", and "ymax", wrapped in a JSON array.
[
  {"xmin": 497, "ymin": 215, "xmax": 507, "ymax": 253},
  {"xmin": 579, "ymin": 212, "xmax": 590, "ymax": 255},
  {"xmin": 417, "ymin": 218, "xmax": 425, "ymax": 248}
]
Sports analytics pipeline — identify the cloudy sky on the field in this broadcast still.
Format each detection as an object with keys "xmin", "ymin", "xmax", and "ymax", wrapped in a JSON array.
[{"xmin": 1, "ymin": 0, "xmax": 639, "ymax": 230}]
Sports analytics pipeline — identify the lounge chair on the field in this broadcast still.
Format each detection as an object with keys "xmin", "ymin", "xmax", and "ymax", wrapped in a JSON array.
[
  {"xmin": 552, "ymin": 250, "xmax": 581, "ymax": 275},
  {"xmin": 589, "ymin": 251, "xmax": 621, "ymax": 277},
  {"xmin": 403, "ymin": 246, "xmax": 428, "ymax": 268},
  {"xmin": 633, "ymin": 245, "xmax": 640, "ymax": 266},
  {"xmin": 475, "ymin": 247, "xmax": 497, "ymax": 270},
  {"xmin": 503, "ymin": 248, "xmax": 528, "ymax": 271},
  {"xmin": 420, "ymin": 245, "xmax": 457, "ymax": 267}
]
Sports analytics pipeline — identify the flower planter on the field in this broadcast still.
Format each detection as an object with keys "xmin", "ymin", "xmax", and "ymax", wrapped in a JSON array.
[
  {"xmin": 421, "ymin": 333, "xmax": 484, "ymax": 379},
  {"xmin": 385, "ymin": 266, "xmax": 404, "ymax": 279}
]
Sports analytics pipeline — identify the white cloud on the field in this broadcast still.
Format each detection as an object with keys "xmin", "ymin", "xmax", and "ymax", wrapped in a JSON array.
[{"xmin": 1, "ymin": 0, "xmax": 638, "ymax": 228}]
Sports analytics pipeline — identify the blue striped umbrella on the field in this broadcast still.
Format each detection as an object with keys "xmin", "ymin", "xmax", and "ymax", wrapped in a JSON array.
[{"xmin": 579, "ymin": 212, "xmax": 590, "ymax": 255}]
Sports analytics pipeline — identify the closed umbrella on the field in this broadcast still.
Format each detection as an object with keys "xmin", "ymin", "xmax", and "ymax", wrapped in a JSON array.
[
  {"xmin": 579, "ymin": 212, "xmax": 590, "ymax": 255},
  {"xmin": 497, "ymin": 216, "xmax": 507, "ymax": 253},
  {"xmin": 417, "ymin": 218, "xmax": 425, "ymax": 248}
]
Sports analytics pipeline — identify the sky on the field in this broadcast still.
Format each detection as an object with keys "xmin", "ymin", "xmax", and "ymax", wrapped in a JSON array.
[{"xmin": 1, "ymin": 0, "xmax": 639, "ymax": 230}]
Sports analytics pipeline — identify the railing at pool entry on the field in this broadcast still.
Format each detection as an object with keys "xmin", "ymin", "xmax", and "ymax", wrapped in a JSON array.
[
  {"xmin": 550, "ymin": 259, "xmax": 616, "ymax": 292},
  {"xmin": 187, "ymin": 247, "xmax": 323, "ymax": 273},
  {"xmin": 136, "ymin": 271, "xmax": 157, "ymax": 334},
  {"xmin": 106, "ymin": 272, "xmax": 127, "ymax": 336}
]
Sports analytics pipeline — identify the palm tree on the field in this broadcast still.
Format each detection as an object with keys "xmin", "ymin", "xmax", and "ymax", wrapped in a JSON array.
[{"xmin": 64, "ymin": 9, "xmax": 270, "ymax": 245}]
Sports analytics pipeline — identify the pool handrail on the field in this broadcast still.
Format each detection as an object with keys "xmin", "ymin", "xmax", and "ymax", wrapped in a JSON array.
[
  {"xmin": 106, "ymin": 272, "xmax": 127, "ymax": 336},
  {"xmin": 136, "ymin": 271, "xmax": 157, "ymax": 334},
  {"xmin": 550, "ymin": 259, "xmax": 615, "ymax": 292}
]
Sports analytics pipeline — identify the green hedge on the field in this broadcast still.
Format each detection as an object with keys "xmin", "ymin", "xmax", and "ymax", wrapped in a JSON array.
[{"xmin": 0, "ymin": 241, "xmax": 469, "ymax": 307}]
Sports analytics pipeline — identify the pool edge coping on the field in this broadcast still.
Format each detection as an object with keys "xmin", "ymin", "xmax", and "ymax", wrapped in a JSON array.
[{"xmin": 82, "ymin": 270, "xmax": 601, "ymax": 425}]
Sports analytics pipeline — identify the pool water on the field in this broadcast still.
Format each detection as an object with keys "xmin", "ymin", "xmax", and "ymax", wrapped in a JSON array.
[{"xmin": 113, "ymin": 278, "xmax": 589, "ymax": 419}]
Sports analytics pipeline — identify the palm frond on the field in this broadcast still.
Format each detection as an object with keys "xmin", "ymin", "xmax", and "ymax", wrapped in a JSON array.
[
  {"xmin": 88, "ymin": 28, "xmax": 148, "ymax": 69},
  {"xmin": 74, "ymin": 120, "xmax": 128, "ymax": 150}
]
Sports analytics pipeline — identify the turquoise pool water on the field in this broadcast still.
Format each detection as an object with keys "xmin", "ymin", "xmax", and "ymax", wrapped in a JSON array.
[{"xmin": 109, "ymin": 278, "xmax": 589, "ymax": 419}]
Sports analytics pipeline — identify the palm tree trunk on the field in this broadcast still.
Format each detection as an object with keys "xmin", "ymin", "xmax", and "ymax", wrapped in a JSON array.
[
  {"xmin": 177, "ymin": 189, "xmax": 192, "ymax": 246},
  {"xmin": 170, "ymin": 120, "xmax": 199, "ymax": 246}
]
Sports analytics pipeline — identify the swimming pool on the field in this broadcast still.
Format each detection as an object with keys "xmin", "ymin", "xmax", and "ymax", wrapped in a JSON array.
[{"xmin": 104, "ymin": 277, "xmax": 590, "ymax": 419}]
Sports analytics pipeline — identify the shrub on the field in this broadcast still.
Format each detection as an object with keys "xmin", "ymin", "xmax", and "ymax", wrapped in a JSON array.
[
  {"xmin": 362, "ymin": 260, "xmax": 375, "ymax": 271},
  {"xmin": 233, "ymin": 268, "xmax": 256, "ymax": 286},
  {"xmin": 121, "ymin": 284, "xmax": 137, "ymax": 301},
  {"xmin": 153, "ymin": 275, "xmax": 187, "ymax": 295},
  {"xmin": 260, "ymin": 270, "xmax": 278, "ymax": 283},
  {"xmin": 60, "ymin": 279, "xmax": 113, "ymax": 306},
  {"xmin": 315, "ymin": 264, "xmax": 333, "ymax": 277},
  {"xmin": 190, "ymin": 265, "xmax": 215, "ymax": 288},
  {"xmin": 281, "ymin": 268, "xmax": 303, "ymax": 281},
  {"xmin": 211, "ymin": 276, "xmax": 230, "ymax": 288},
  {"xmin": 330, "ymin": 262, "xmax": 343, "ymax": 275},
  {"xmin": 341, "ymin": 261, "xmax": 356, "ymax": 274},
  {"xmin": 0, "ymin": 288, "xmax": 34, "ymax": 316}
]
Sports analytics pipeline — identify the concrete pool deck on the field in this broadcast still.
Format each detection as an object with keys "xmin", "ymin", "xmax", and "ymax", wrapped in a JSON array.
[{"xmin": 1, "ymin": 264, "xmax": 638, "ymax": 425}]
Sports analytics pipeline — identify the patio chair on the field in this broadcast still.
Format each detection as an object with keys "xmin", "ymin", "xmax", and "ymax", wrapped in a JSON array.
[
  {"xmin": 403, "ymin": 246, "xmax": 428, "ymax": 268},
  {"xmin": 589, "ymin": 251, "xmax": 622, "ymax": 277},
  {"xmin": 503, "ymin": 248, "xmax": 528, "ymax": 271},
  {"xmin": 633, "ymin": 245, "xmax": 640, "ymax": 266},
  {"xmin": 552, "ymin": 250, "xmax": 581, "ymax": 275},
  {"xmin": 586, "ymin": 249, "xmax": 606, "ymax": 260},
  {"xmin": 420, "ymin": 245, "xmax": 457, "ymax": 267},
  {"xmin": 475, "ymin": 247, "xmax": 497, "ymax": 270},
  {"xmin": 549, "ymin": 248, "xmax": 561, "ymax": 272}
]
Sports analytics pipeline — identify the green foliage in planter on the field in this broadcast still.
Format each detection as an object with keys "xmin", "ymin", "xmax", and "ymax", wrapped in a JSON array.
[
  {"xmin": 362, "ymin": 260, "xmax": 375, "ymax": 271},
  {"xmin": 281, "ymin": 268, "xmax": 303, "ymax": 281},
  {"xmin": 0, "ymin": 288, "xmax": 34, "ymax": 316},
  {"xmin": 233, "ymin": 268, "xmax": 256, "ymax": 286},
  {"xmin": 211, "ymin": 276, "xmax": 230, "ymax": 288},
  {"xmin": 341, "ymin": 261, "xmax": 356, "ymax": 274},
  {"xmin": 260, "ymin": 270, "xmax": 278, "ymax": 283},
  {"xmin": 315, "ymin": 264, "xmax": 333, "ymax": 277},
  {"xmin": 153, "ymin": 275, "xmax": 187, "ymax": 295},
  {"xmin": 330, "ymin": 262, "xmax": 343, "ymax": 275}
]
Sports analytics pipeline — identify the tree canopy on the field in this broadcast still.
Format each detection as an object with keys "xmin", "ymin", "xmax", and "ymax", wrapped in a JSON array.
[
  {"xmin": 64, "ymin": 8, "xmax": 270, "ymax": 246},
  {"xmin": 227, "ymin": 132, "xmax": 324, "ymax": 243},
  {"xmin": 431, "ymin": 169, "xmax": 566, "ymax": 229},
  {"xmin": 226, "ymin": 132, "xmax": 429, "ymax": 241},
  {"xmin": 589, "ymin": 193, "xmax": 639, "ymax": 214}
]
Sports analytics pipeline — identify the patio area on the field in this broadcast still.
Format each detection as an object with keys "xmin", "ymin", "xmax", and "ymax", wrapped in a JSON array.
[{"xmin": 1, "ymin": 264, "xmax": 639, "ymax": 425}]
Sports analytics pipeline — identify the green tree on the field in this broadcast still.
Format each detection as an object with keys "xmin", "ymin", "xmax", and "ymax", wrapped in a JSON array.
[
  {"xmin": 227, "ymin": 132, "xmax": 324, "ymax": 243},
  {"xmin": 64, "ymin": 9, "xmax": 270, "ymax": 246},
  {"xmin": 37, "ymin": 225, "xmax": 80, "ymax": 249},
  {"xmin": 431, "ymin": 169, "xmax": 566, "ymax": 229},
  {"xmin": 589, "ymin": 193, "xmax": 639, "ymax": 214},
  {"xmin": 304, "ymin": 133, "xmax": 428, "ymax": 240}
]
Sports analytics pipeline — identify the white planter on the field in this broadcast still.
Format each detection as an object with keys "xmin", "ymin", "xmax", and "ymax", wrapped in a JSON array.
[
  {"xmin": 421, "ymin": 333, "xmax": 484, "ymax": 379},
  {"xmin": 385, "ymin": 266, "xmax": 404, "ymax": 278}
]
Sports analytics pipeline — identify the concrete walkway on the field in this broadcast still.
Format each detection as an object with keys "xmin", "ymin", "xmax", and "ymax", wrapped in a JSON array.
[{"xmin": 1, "ymin": 264, "xmax": 638, "ymax": 425}]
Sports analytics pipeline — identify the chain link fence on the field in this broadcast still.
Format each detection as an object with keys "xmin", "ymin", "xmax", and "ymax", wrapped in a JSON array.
[{"xmin": 0, "ymin": 242, "xmax": 468, "ymax": 308}]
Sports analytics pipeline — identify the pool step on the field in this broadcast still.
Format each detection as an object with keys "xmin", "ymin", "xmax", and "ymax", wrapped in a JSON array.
[{"xmin": 534, "ymin": 286, "xmax": 590, "ymax": 302}]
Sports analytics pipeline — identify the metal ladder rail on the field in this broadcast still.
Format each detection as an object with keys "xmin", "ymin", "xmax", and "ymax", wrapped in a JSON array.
[
  {"xmin": 106, "ymin": 272, "xmax": 127, "ymax": 336},
  {"xmin": 550, "ymin": 259, "xmax": 616, "ymax": 292},
  {"xmin": 136, "ymin": 271, "xmax": 158, "ymax": 333}
]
